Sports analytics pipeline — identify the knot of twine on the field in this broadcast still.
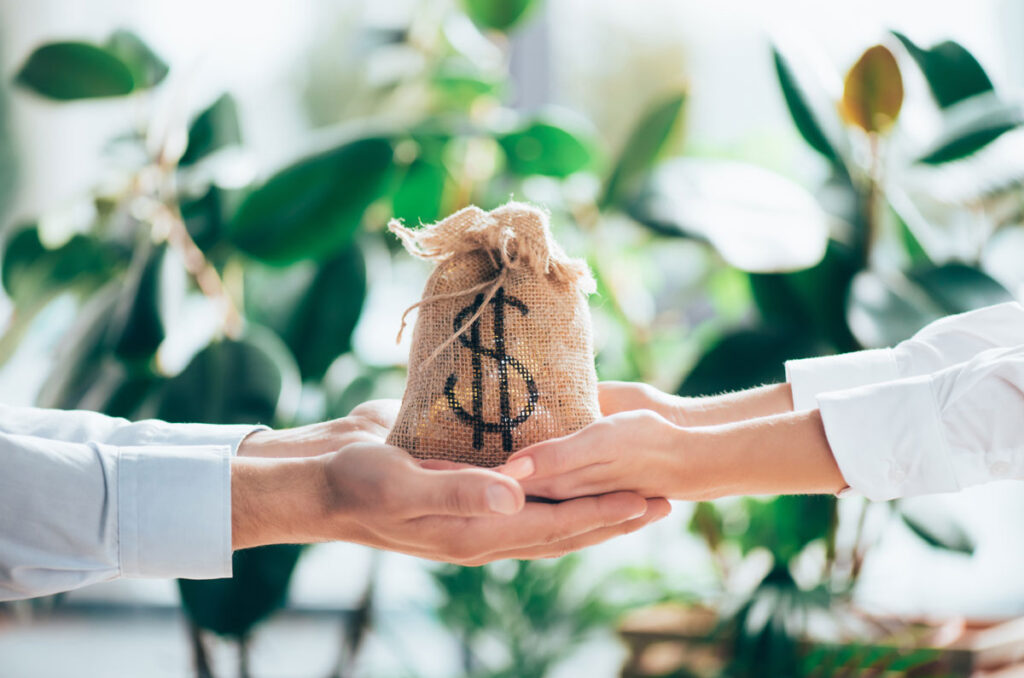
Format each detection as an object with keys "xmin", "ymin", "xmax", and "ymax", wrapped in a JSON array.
[{"xmin": 389, "ymin": 202, "xmax": 594, "ymax": 369}]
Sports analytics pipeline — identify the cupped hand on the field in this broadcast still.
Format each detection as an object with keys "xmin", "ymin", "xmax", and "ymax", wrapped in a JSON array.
[{"xmin": 232, "ymin": 403, "xmax": 672, "ymax": 564}]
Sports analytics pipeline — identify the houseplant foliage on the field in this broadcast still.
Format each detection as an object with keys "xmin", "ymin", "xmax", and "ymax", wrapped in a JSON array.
[{"xmin": 4, "ymin": 2, "xmax": 1020, "ymax": 675}]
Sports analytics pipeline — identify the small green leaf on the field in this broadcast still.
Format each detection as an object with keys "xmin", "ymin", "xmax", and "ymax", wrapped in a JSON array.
[
  {"xmin": 679, "ymin": 327, "xmax": 822, "ymax": 397},
  {"xmin": 839, "ymin": 45, "xmax": 903, "ymax": 134},
  {"xmin": 15, "ymin": 42, "xmax": 135, "ymax": 100},
  {"xmin": 600, "ymin": 92, "xmax": 685, "ymax": 209},
  {"xmin": 392, "ymin": 158, "xmax": 446, "ymax": 226},
  {"xmin": 627, "ymin": 158, "xmax": 830, "ymax": 272},
  {"xmin": 104, "ymin": 29, "xmax": 168, "ymax": 89},
  {"xmin": 180, "ymin": 186, "xmax": 225, "ymax": 252},
  {"xmin": 772, "ymin": 47, "xmax": 841, "ymax": 163},
  {"xmin": 179, "ymin": 544, "xmax": 304, "ymax": 638},
  {"xmin": 180, "ymin": 94, "xmax": 242, "ymax": 166},
  {"xmin": 462, "ymin": 0, "xmax": 538, "ymax": 31},
  {"xmin": 499, "ymin": 113, "xmax": 596, "ymax": 178},
  {"xmin": 892, "ymin": 31, "xmax": 993, "ymax": 109},
  {"xmin": 899, "ymin": 506, "xmax": 975, "ymax": 555},
  {"xmin": 227, "ymin": 137, "xmax": 394, "ymax": 265}
]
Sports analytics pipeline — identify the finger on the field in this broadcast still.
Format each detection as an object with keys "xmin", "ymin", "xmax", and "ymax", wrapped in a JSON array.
[
  {"xmin": 598, "ymin": 381, "xmax": 649, "ymax": 415},
  {"xmin": 418, "ymin": 459, "xmax": 478, "ymax": 471},
  {"xmin": 499, "ymin": 423, "xmax": 610, "ymax": 481},
  {"xmin": 450, "ymin": 491, "xmax": 649, "ymax": 554},
  {"xmin": 467, "ymin": 498, "xmax": 673, "ymax": 564},
  {"xmin": 399, "ymin": 466, "xmax": 526, "ymax": 518}
]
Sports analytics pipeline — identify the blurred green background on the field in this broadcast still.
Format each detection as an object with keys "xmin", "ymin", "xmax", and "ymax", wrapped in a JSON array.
[{"xmin": 2, "ymin": 0, "xmax": 1024, "ymax": 676}]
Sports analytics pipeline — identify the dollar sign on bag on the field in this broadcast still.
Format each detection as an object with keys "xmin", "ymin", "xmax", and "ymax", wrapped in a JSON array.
[{"xmin": 444, "ymin": 287, "xmax": 539, "ymax": 452}]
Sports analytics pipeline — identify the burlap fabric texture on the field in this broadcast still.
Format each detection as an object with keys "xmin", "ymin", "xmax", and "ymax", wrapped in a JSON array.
[{"xmin": 386, "ymin": 202, "xmax": 600, "ymax": 467}]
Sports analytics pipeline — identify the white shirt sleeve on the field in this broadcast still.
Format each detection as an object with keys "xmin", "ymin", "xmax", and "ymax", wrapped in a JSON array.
[
  {"xmin": 817, "ymin": 345, "xmax": 1024, "ymax": 501},
  {"xmin": 0, "ymin": 403, "xmax": 264, "ymax": 453},
  {"xmin": 785, "ymin": 302, "xmax": 1024, "ymax": 410},
  {"xmin": 0, "ymin": 406, "xmax": 266, "ymax": 601}
]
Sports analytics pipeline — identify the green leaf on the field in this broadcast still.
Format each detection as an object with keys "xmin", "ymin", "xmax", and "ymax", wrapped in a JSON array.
[
  {"xmin": 600, "ymin": 92, "xmax": 685, "ymax": 209},
  {"xmin": 15, "ymin": 42, "xmax": 135, "ymax": 100},
  {"xmin": 180, "ymin": 186, "xmax": 225, "ymax": 252},
  {"xmin": 2, "ymin": 226, "xmax": 123, "ymax": 306},
  {"xmin": 431, "ymin": 59, "xmax": 503, "ymax": 109},
  {"xmin": 247, "ymin": 246, "xmax": 366, "ymax": 381},
  {"xmin": 498, "ymin": 113, "xmax": 596, "ymax": 178},
  {"xmin": 627, "ymin": 158, "xmax": 830, "ymax": 272},
  {"xmin": 392, "ymin": 158, "xmax": 446, "ymax": 226},
  {"xmin": 104, "ymin": 30, "xmax": 168, "ymax": 90},
  {"xmin": 916, "ymin": 98, "xmax": 1023, "ymax": 164},
  {"xmin": 772, "ymin": 47, "xmax": 841, "ymax": 164},
  {"xmin": 156, "ymin": 332, "xmax": 298, "ymax": 426},
  {"xmin": 892, "ymin": 31, "xmax": 993, "ymax": 109},
  {"xmin": 227, "ymin": 137, "xmax": 393, "ymax": 265},
  {"xmin": 679, "ymin": 326, "xmax": 822, "ymax": 397},
  {"xmin": 839, "ymin": 45, "xmax": 903, "ymax": 134},
  {"xmin": 462, "ymin": 0, "xmax": 538, "ymax": 31},
  {"xmin": 180, "ymin": 94, "xmax": 242, "ymax": 166},
  {"xmin": 847, "ymin": 264, "xmax": 1013, "ymax": 348},
  {"xmin": 899, "ymin": 505, "xmax": 975, "ymax": 555},
  {"xmin": 179, "ymin": 544, "xmax": 304, "ymax": 638}
]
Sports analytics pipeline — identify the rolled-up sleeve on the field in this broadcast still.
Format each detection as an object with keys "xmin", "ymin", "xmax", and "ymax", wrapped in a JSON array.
[
  {"xmin": 817, "ymin": 346, "xmax": 1024, "ymax": 501},
  {"xmin": 786, "ymin": 302, "xmax": 1024, "ymax": 410},
  {"xmin": 0, "ymin": 433, "xmax": 232, "ymax": 601}
]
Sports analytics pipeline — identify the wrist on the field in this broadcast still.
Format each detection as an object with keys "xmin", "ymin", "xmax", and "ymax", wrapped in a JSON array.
[{"xmin": 231, "ymin": 455, "xmax": 342, "ymax": 549}]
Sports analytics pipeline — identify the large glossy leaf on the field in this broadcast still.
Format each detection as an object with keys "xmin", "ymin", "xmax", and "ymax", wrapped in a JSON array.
[
  {"xmin": 156, "ymin": 332, "xmax": 298, "ymax": 426},
  {"xmin": 839, "ymin": 45, "xmax": 903, "ymax": 134},
  {"xmin": 498, "ymin": 113, "xmax": 596, "ymax": 178},
  {"xmin": 750, "ymin": 240, "xmax": 860, "ymax": 351},
  {"xmin": 741, "ymin": 496, "xmax": 834, "ymax": 563},
  {"xmin": 892, "ymin": 31, "xmax": 993, "ymax": 109},
  {"xmin": 772, "ymin": 47, "xmax": 841, "ymax": 164},
  {"xmin": 628, "ymin": 158, "xmax": 830, "ymax": 272},
  {"xmin": 246, "ymin": 246, "xmax": 366, "ymax": 381},
  {"xmin": 179, "ymin": 544, "xmax": 304, "ymax": 638},
  {"xmin": 916, "ymin": 98, "xmax": 1023, "ymax": 164},
  {"xmin": 847, "ymin": 264, "xmax": 1013, "ymax": 348},
  {"xmin": 679, "ymin": 326, "xmax": 822, "ymax": 396},
  {"xmin": 104, "ymin": 30, "xmax": 168, "ymax": 90},
  {"xmin": 111, "ymin": 244, "xmax": 185, "ymax": 363},
  {"xmin": 462, "ymin": 0, "xmax": 538, "ymax": 31},
  {"xmin": 227, "ymin": 137, "xmax": 393, "ymax": 265},
  {"xmin": 600, "ymin": 92, "xmax": 685, "ymax": 209},
  {"xmin": 2, "ymin": 226, "xmax": 122, "ymax": 306},
  {"xmin": 15, "ymin": 42, "xmax": 135, "ymax": 100},
  {"xmin": 180, "ymin": 94, "xmax": 241, "ymax": 166}
]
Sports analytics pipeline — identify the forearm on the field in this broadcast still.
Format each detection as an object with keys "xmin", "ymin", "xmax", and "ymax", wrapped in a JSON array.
[
  {"xmin": 688, "ymin": 409, "xmax": 845, "ymax": 497},
  {"xmin": 675, "ymin": 383, "xmax": 795, "ymax": 427},
  {"xmin": 231, "ymin": 456, "xmax": 345, "ymax": 550}
]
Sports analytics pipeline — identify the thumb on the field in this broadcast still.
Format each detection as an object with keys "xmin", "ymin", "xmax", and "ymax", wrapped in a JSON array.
[{"xmin": 407, "ymin": 467, "xmax": 526, "ymax": 517}]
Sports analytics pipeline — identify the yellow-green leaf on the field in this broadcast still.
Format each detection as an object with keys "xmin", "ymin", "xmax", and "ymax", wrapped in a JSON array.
[{"xmin": 839, "ymin": 45, "xmax": 903, "ymax": 133}]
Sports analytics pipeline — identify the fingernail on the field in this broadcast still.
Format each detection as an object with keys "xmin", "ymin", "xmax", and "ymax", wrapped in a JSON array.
[
  {"xmin": 487, "ymin": 484, "xmax": 520, "ymax": 515},
  {"xmin": 501, "ymin": 457, "xmax": 534, "ymax": 480}
]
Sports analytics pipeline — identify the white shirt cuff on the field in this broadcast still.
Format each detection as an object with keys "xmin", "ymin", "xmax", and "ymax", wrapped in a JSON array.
[
  {"xmin": 785, "ymin": 348, "xmax": 900, "ymax": 411},
  {"xmin": 116, "ymin": 444, "xmax": 233, "ymax": 580},
  {"xmin": 817, "ymin": 376, "xmax": 960, "ymax": 501}
]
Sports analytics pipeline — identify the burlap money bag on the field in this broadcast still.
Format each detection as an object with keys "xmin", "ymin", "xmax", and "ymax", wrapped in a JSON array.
[{"xmin": 387, "ymin": 202, "xmax": 600, "ymax": 467}]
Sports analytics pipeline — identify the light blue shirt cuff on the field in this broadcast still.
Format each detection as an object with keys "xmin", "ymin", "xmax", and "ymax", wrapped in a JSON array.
[{"xmin": 116, "ymin": 444, "xmax": 233, "ymax": 580}]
